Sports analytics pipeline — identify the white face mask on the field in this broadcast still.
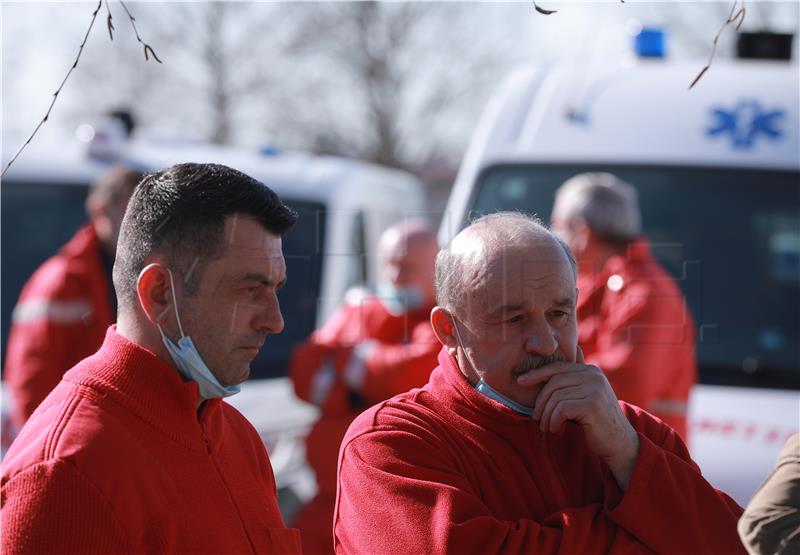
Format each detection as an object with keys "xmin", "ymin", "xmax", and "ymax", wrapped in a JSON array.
[
  {"xmin": 157, "ymin": 269, "xmax": 241, "ymax": 399},
  {"xmin": 450, "ymin": 313, "xmax": 533, "ymax": 417},
  {"xmin": 377, "ymin": 282, "xmax": 424, "ymax": 316}
]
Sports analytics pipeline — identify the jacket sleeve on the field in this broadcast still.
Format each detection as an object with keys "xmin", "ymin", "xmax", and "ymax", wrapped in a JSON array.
[
  {"xmin": 289, "ymin": 303, "xmax": 359, "ymax": 412},
  {"xmin": 4, "ymin": 271, "xmax": 97, "ymax": 429},
  {"xmin": 334, "ymin": 421, "xmax": 652, "ymax": 555},
  {"xmin": 1, "ymin": 459, "xmax": 131, "ymax": 554},
  {"xmin": 584, "ymin": 282, "xmax": 695, "ymax": 411},
  {"xmin": 358, "ymin": 323, "xmax": 440, "ymax": 404},
  {"xmin": 737, "ymin": 433, "xmax": 800, "ymax": 555},
  {"xmin": 604, "ymin": 404, "xmax": 746, "ymax": 554}
]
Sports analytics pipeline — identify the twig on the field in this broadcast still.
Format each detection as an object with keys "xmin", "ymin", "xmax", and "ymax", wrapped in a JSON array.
[
  {"xmin": 105, "ymin": 0, "xmax": 114, "ymax": 40},
  {"xmin": 689, "ymin": 0, "xmax": 747, "ymax": 89},
  {"xmin": 2, "ymin": 0, "xmax": 104, "ymax": 177},
  {"xmin": 119, "ymin": 0, "xmax": 162, "ymax": 63},
  {"xmin": 531, "ymin": 0, "xmax": 556, "ymax": 15}
]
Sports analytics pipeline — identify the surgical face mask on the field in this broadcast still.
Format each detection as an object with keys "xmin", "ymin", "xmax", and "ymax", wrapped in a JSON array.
[
  {"xmin": 377, "ymin": 282, "xmax": 424, "ymax": 316},
  {"xmin": 450, "ymin": 313, "xmax": 534, "ymax": 417},
  {"xmin": 157, "ymin": 269, "xmax": 240, "ymax": 399}
]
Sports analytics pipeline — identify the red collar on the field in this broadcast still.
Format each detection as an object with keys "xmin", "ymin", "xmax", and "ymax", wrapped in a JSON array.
[{"xmin": 64, "ymin": 326, "xmax": 223, "ymax": 452}]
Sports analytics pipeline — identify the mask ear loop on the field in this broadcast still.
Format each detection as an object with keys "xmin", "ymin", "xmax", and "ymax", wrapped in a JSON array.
[
  {"xmin": 164, "ymin": 268, "xmax": 186, "ymax": 339},
  {"xmin": 449, "ymin": 313, "xmax": 481, "ymax": 384}
]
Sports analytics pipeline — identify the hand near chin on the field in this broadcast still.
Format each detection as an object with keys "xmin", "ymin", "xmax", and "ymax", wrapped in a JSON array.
[{"xmin": 517, "ymin": 347, "xmax": 640, "ymax": 490}]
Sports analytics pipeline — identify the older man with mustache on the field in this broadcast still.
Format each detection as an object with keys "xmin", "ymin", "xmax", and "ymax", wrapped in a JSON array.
[{"xmin": 333, "ymin": 212, "xmax": 745, "ymax": 555}]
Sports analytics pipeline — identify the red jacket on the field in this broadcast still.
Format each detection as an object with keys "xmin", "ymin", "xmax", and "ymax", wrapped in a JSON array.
[
  {"xmin": 1, "ymin": 327, "xmax": 301, "ymax": 555},
  {"xmin": 290, "ymin": 295, "xmax": 439, "ymax": 496},
  {"xmin": 577, "ymin": 238, "xmax": 697, "ymax": 439},
  {"xmin": 334, "ymin": 348, "xmax": 744, "ymax": 555},
  {"xmin": 4, "ymin": 225, "xmax": 114, "ymax": 430}
]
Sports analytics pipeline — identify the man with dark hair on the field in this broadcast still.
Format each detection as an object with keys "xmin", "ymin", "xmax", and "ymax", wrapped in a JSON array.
[
  {"xmin": 551, "ymin": 172, "xmax": 697, "ymax": 440},
  {"xmin": 1, "ymin": 163, "xmax": 302, "ymax": 554},
  {"xmin": 334, "ymin": 212, "xmax": 744, "ymax": 555},
  {"xmin": 4, "ymin": 164, "xmax": 143, "ymax": 431}
]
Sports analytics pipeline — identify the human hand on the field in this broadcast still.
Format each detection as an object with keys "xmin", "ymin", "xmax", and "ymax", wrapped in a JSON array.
[{"xmin": 517, "ymin": 347, "xmax": 640, "ymax": 490}]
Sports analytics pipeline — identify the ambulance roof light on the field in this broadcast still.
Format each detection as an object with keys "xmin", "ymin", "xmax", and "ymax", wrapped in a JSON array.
[{"xmin": 634, "ymin": 27, "xmax": 666, "ymax": 59}]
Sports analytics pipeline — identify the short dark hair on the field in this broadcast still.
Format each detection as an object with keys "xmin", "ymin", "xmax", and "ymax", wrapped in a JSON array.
[{"xmin": 113, "ymin": 162, "xmax": 297, "ymax": 309}]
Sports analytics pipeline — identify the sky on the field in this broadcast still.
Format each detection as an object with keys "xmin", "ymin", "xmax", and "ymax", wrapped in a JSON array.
[{"xmin": 2, "ymin": 1, "xmax": 798, "ymax": 168}]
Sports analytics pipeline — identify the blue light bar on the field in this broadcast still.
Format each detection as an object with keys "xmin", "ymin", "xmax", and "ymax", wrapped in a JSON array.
[{"xmin": 635, "ymin": 28, "xmax": 666, "ymax": 58}]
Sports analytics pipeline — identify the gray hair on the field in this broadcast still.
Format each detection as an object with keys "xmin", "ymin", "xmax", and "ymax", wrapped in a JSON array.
[
  {"xmin": 435, "ymin": 211, "xmax": 576, "ymax": 314},
  {"xmin": 553, "ymin": 172, "xmax": 641, "ymax": 244}
]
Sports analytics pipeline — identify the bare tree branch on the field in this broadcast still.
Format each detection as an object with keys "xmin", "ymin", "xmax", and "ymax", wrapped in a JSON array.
[
  {"xmin": 689, "ymin": 0, "xmax": 747, "ymax": 89},
  {"xmin": 2, "ymin": 0, "xmax": 104, "ymax": 177},
  {"xmin": 531, "ymin": 1, "xmax": 557, "ymax": 16},
  {"xmin": 105, "ymin": 0, "xmax": 115, "ymax": 41},
  {"xmin": 3, "ymin": 0, "xmax": 164, "ymax": 176},
  {"xmin": 119, "ymin": 0, "xmax": 162, "ymax": 63}
]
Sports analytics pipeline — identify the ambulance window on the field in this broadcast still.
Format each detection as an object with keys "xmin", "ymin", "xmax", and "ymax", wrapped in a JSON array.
[
  {"xmin": 471, "ymin": 164, "xmax": 800, "ymax": 389},
  {"xmin": 1, "ymin": 180, "xmax": 89, "ymax": 362}
]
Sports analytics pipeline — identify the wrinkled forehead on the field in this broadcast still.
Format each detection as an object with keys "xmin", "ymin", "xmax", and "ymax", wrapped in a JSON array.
[
  {"xmin": 457, "ymin": 237, "xmax": 576, "ymax": 314},
  {"xmin": 223, "ymin": 214, "xmax": 283, "ymax": 258}
]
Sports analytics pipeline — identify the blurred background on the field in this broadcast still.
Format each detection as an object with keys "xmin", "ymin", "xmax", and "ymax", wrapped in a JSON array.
[{"xmin": 4, "ymin": 1, "xmax": 799, "ymax": 197}]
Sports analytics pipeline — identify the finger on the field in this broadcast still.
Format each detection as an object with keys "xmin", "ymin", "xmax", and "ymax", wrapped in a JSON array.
[
  {"xmin": 517, "ymin": 361, "xmax": 583, "ymax": 386},
  {"xmin": 576, "ymin": 345, "xmax": 585, "ymax": 364},
  {"xmin": 532, "ymin": 371, "xmax": 587, "ymax": 421},
  {"xmin": 538, "ymin": 385, "xmax": 590, "ymax": 433},
  {"xmin": 549, "ymin": 398, "xmax": 589, "ymax": 433}
]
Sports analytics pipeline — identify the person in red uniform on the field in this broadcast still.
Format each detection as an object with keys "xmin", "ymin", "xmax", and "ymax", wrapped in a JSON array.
[
  {"xmin": 4, "ymin": 164, "xmax": 143, "ymax": 433},
  {"xmin": 290, "ymin": 219, "xmax": 440, "ymax": 555},
  {"xmin": 1, "ymin": 163, "xmax": 302, "ymax": 554},
  {"xmin": 334, "ymin": 212, "xmax": 744, "ymax": 555},
  {"xmin": 551, "ymin": 172, "xmax": 697, "ymax": 440}
]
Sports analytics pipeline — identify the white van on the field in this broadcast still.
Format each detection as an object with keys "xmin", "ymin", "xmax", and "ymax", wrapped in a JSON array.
[
  {"xmin": 442, "ymin": 48, "xmax": 799, "ymax": 505},
  {"xmin": 1, "ymin": 136, "xmax": 426, "ymax": 514}
]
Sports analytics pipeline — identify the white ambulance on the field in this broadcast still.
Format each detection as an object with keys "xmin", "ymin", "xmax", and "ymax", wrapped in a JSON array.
[
  {"xmin": 442, "ymin": 36, "xmax": 799, "ymax": 505},
  {"xmin": 1, "ymin": 136, "xmax": 426, "ymax": 515}
]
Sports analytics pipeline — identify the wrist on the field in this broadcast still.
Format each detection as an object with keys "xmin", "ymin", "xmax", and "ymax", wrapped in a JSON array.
[{"xmin": 604, "ymin": 430, "xmax": 640, "ymax": 491}]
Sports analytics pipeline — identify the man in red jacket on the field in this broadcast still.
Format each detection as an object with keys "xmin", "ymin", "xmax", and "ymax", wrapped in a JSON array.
[
  {"xmin": 290, "ymin": 219, "xmax": 440, "ymax": 555},
  {"xmin": 4, "ymin": 164, "xmax": 143, "ymax": 433},
  {"xmin": 551, "ymin": 172, "xmax": 697, "ymax": 440},
  {"xmin": 334, "ymin": 212, "xmax": 744, "ymax": 554},
  {"xmin": 2, "ymin": 163, "xmax": 302, "ymax": 553}
]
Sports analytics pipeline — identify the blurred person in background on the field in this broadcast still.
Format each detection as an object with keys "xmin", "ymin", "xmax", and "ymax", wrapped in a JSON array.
[
  {"xmin": 289, "ymin": 218, "xmax": 440, "ymax": 555},
  {"xmin": 1, "ymin": 163, "xmax": 301, "ymax": 553},
  {"xmin": 4, "ymin": 163, "xmax": 143, "ymax": 432},
  {"xmin": 550, "ymin": 173, "xmax": 697, "ymax": 440},
  {"xmin": 738, "ymin": 433, "xmax": 800, "ymax": 555}
]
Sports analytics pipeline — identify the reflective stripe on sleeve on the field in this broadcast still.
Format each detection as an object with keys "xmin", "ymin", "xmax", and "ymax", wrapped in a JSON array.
[
  {"xmin": 11, "ymin": 299, "xmax": 93, "ymax": 325},
  {"xmin": 650, "ymin": 398, "xmax": 689, "ymax": 416}
]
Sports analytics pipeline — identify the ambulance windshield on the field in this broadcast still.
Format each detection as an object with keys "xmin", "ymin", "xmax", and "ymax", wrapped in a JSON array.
[{"xmin": 471, "ymin": 164, "xmax": 800, "ymax": 388}]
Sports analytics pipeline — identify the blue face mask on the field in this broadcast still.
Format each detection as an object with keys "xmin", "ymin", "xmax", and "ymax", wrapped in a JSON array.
[
  {"xmin": 377, "ymin": 282, "xmax": 424, "ymax": 316},
  {"xmin": 450, "ymin": 314, "xmax": 534, "ymax": 417},
  {"xmin": 157, "ymin": 269, "xmax": 241, "ymax": 400}
]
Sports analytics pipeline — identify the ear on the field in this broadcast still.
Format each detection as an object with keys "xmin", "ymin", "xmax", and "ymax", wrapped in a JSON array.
[
  {"xmin": 136, "ymin": 263, "xmax": 174, "ymax": 325},
  {"xmin": 430, "ymin": 306, "xmax": 458, "ymax": 357}
]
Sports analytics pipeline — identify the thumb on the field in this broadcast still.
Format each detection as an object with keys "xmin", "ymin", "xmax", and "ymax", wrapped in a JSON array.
[{"xmin": 576, "ymin": 345, "xmax": 585, "ymax": 364}]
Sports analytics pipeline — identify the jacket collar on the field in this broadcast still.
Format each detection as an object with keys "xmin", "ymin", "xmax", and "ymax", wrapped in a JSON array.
[
  {"xmin": 64, "ymin": 326, "xmax": 223, "ymax": 452},
  {"xmin": 429, "ymin": 347, "xmax": 536, "ymax": 432}
]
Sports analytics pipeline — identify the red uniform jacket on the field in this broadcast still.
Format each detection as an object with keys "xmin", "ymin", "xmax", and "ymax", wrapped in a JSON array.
[
  {"xmin": 334, "ymin": 348, "xmax": 744, "ymax": 555},
  {"xmin": 4, "ymin": 225, "xmax": 114, "ymax": 431},
  {"xmin": 1, "ymin": 327, "xmax": 301, "ymax": 555},
  {"xmin": 577, "ymin": 238, "xmax": 697, "ymax": 439},
  {"xmin": 290, "ymin": 296, "xmax": 438, "ymax": 555},
  {"xmin": 290, "ymin": 295, "xmax": 439, "ymax": 496}
]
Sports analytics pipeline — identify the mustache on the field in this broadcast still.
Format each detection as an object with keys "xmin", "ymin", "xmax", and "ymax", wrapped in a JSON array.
[{"xmin": 511, "ymin": 353, "xmax": 566, "ymax": 375}]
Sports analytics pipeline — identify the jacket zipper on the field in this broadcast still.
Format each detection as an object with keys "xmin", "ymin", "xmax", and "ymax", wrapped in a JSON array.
[{"xmin": 200, "ymin": 414, "xmax": 258, "ymax": 554}]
